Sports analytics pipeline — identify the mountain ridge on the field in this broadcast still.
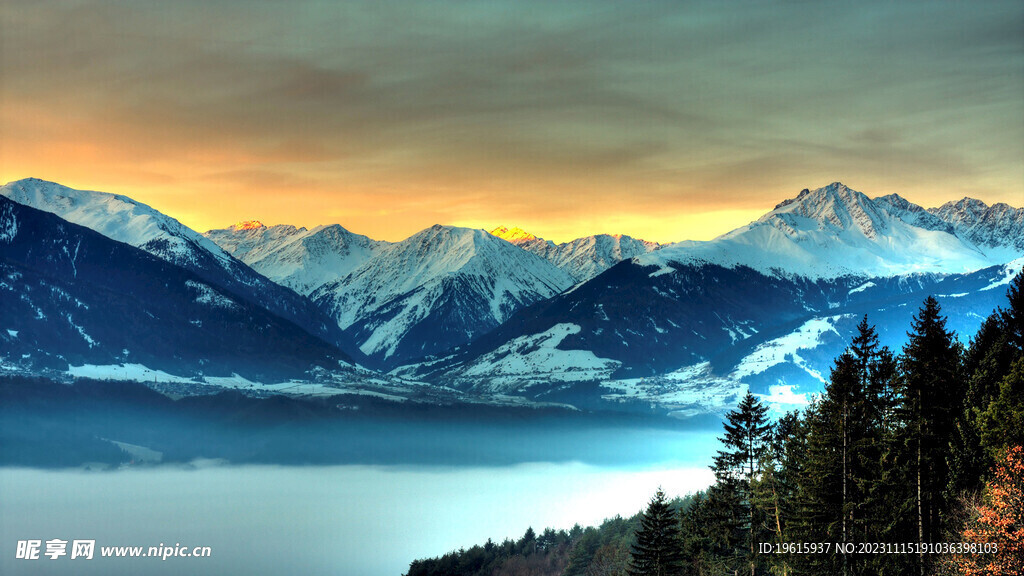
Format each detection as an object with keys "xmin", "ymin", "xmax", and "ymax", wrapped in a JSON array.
[
  {"xmin": 311, "ymin": 225, "xmax": 576, "ymax": 367},
  {"xmin": 0, "ymin": 178, "xmax": 369, "ymax": 364},
  {"xmin": 0, "ymin": 195, "xmax": 353, "ymax": 380}
]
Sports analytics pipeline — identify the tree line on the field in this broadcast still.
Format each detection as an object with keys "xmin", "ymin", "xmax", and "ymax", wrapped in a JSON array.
[
  {"xmin": 405, "ymin": 273, "xmax": 1024, "ymax": 576},
  {"xmin": 630, "ymin": 273, "xmax": 1024, "ymax": 576}
]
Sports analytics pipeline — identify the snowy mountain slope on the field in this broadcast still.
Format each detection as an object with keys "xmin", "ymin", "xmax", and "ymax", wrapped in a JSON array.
[
  {"xmin": 311, "ymin": 225, "xmax": 576, "ymax": 367},
  {"xmin": 401, "ymin": 183, "xmax": 1023, "ymax": 415},
  {"xmin": 0, "ymin": 178, "xmax": 367, "ymax": 363},
  {"xmin": 402, "ymin": 261, "xmax": 929, "ymax": 383},
  {"xmin": 637, "ymin": 182, "xmax": 1000, "ymax": 280},
  {"xmin": 205, "ymin": 221, "xmax": 387, "ymax": 295},
  {"xmin": 929, "ymin": 198, "xmax": 1024, "ymax": 260},
  {"xmin": 872, "ymin": 194, "xmax": 956, "ymax": 234},
  {"xmin": 489, "ymin": 226, "xmax": 663, "ymax": 282},
  {"xmin": 2, "ymin": 178, "xmax": 237, "ymax": 270},
  {"xmin": 596, "ymin": 259, "xmax": 1024, "ymax": 417},
  {"xmin": 405, "ymin": 258, "xmax": 1021, "ymax": 415},
  {"xmin": 0, "ymin": 195, "xmax": 352, "ymax": 380},
  {"xmin": 457, "ymin": 323, "xmax": 622, "ymax": 393}
]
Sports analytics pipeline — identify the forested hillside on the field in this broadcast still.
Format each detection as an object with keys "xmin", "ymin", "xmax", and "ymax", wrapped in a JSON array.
[{"xmin": 406, "ymin": 273, "xmax": 1024, "ymax": 576}]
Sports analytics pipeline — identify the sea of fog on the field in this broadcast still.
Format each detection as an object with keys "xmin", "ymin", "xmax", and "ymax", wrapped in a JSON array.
[{"xmin": 1, "ymin": 426, "xmax": 719, "ymax": 576}]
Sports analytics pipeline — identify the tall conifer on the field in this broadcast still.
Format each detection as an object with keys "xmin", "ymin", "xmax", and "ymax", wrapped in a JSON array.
[
  {"xmin": 628, "ymin": 489, "xmax": 685, "ymax": 576},
  {"xmin": 899, "ymin": 296, "xmax": 962, "ymax": 574},
  {"xmin": 712, "ymin": 392, "xmax": 772, "ymax": 576}
]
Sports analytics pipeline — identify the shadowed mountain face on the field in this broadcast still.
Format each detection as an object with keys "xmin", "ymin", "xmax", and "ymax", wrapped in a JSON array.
[
  {"xmin": 1, "ymin": 178, "xmax": 370, "ymax": 365},
  {"xmin": 3, "ymin": 178, "xmax": 1023, "ymax": 418},
  {"xmin": 311, "ymin": 225, "xmax": 576, "ymax": 368},
  {"xmin": 204, "ymin": 221, "xmax": 388, "ymax": 296},
  {"xmin": 0, "ymin": 196, "xmax": 350, "ymax": 381},
  {"xmin": 395, "ymin": 184, "xmax": 1023, "ymax": 413},
  {"xmin": 489, "ymin": 226, "xmax": 664, "ymax": 283}
]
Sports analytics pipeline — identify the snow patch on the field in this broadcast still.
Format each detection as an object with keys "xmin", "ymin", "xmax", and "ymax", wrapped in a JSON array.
[
  {"xmin": 69, "ymin": 363, "xmax": 195, "ymax": 383},
  {"xmin": 730, "ymin": 316, "xmax": 845, "ymax": 382},
  {"xmin": 601, "ymin": 362, "xmax": 744, "ymax": 416},
  {"xmin": 980, "ymin": 258, "xmax": 1024, "ymax": 291},
  {"xmin": 757, "ymin": 385, "xmax": 810, "ymax": 408},
  {"xmin": 461, "ymin": 323, "xmax": 621, "ymax": 391},
  {"xmin": 849, "ymin": 281, "xmax": 876, "ymax": 294},
  {"xmin": 0, "ymin": 201, "xmax": 17, "ymax": 242},
  {"xmin": 185, "ymin": 280, "xmax": 238, "ymax": 310},
  {"xmin": 648, "ymin": 265, "xmax": 675, "ymax": 278}
]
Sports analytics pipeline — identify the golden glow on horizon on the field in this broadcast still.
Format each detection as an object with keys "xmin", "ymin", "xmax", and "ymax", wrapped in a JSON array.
[
  {"xmin": 7, "ymin": 159, "xmax": 1019, "ymax": 247},
  {"xmin": 0, "ymin": 166, "xmax": 771, "ymax": 244},
  {"xmin": 2, "ymin": 2, "xmax": 1021, "ymax": 246}
]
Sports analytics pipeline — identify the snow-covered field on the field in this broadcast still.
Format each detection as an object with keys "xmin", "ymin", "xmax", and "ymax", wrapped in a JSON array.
[{"xmin": 459, "ymin": 323, "xmax": 622, "ymax": 392}]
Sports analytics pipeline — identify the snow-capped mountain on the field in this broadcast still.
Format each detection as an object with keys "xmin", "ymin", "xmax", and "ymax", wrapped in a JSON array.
[
  {"xmin": 2, "ymin": 178, "xmax": 238, "ymax": 271},
  {"xmin": 872, "ymin": 193, "xmax": 955, "ymax": 234},
  {"xmin": 929, "ymin": 198, "xmax": 1024, "ymax": 260},
  {"xmin": 404, "ymin": 257, "xmax": 1022, "ymax": 412},
  {"xmin": 205, "ymin": 221, "xmax": 387, "ymax": 295},
  {"xmin": 311, "ymin": 225, "xmax": 575, "ymax": 367},
  {"xmin": 489, "ymin": 226, "xmax": 663, "ymax": 282},
  {"xmin": 0, "ymin": 178, "xmax": 366, "ymax": 363},
  {"xmin": 400, "ymin": 183, "xmax": 1024, "ymax": 416},
  {"xmin": 637, "ymin": 182, "xmax": 1000, "ymax": 280},
  {"xmin": 0, "ymin": 195, "xmax": 351, "ymax": 380}
]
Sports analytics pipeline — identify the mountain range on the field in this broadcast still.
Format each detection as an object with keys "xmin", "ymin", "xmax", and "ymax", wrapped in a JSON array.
[
  {"xmin": 2, "ymin": 178, "xmax": 1022, "ymax": 416},
  {"xmin": 0, "ymin": 178, "xmax": 368, "ymax": 364},
  {"xmin": 488, "ymin": 226, "xmax": 664, "ymax": 283},
  {"xmin": 0, "ymin": 195, "xmax": 351, "ymax": 381}
]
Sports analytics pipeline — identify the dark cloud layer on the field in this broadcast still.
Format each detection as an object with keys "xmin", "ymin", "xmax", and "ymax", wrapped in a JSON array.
[{"xmin": 1, "ymin": 0, "xmax": 1021, "ymax": 241}]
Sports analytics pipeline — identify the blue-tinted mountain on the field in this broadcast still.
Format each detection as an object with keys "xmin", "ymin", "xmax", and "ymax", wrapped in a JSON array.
[
  {"xmin": 311, "ymin": 225, "xmax": 575, "ymax": 368},
  {"xmin": 0, "ymin": 178, "xmax": 369, "ymax": 365},
  {"xmin": 398, "ymin": 184, "xmax": 1024, "ymax": 416},
  {"xmin": 0, "ymin": 195, "xmax": 352, "ymax": 381}
]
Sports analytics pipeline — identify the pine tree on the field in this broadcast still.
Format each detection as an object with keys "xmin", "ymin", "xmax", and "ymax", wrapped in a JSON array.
[
  {"xmin": 977, "ymin": 358, "xmax": 1024, "ymax": 459},
  {"xmin": 628, "ymin": 488, "xmax": 685, "ymax": 576},
  {"xmin": 712, "ymin": 391, "xmax": 772, "ymax": 576},
  {"xmin": 1001, "ymin": 271, "xmax": 1024, "ymax": 353},
  {"xmin": 898, "ymin": 296, "xmax": 963, "ymax": 574},
  {"xmin": 947, "ymin": 276, "xmax": 1024, "ymax": 530},
  {"xmin": 752, "ymin": 411, "xmax": 800, "ymax": 576}
]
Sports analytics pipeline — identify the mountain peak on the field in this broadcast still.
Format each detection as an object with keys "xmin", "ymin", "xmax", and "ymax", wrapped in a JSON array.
[
  {"xmin": 489, "ymin": 225, "xmax": 539, "ymax": 243},
  {"xmin": 760, "ymin": 182, "xmax": 884, "ymax": 239},
  {"xmin": 231, "ymin": 220, "xmax": 265, "ymax": 231},
  {"xmin": 929, "ymin": 197, "xmax": 1024, "ymax": 253},
  {"xmin": 934, "ymin": 197, "xmax": 990, "ymax": 214},
  {"xmin": 8, "ymin": 177, "xmax": 59, "ymax": 187},
  {"xmin": 651, "ymin": 181, "xmax": 1009, "ymax": 280},
  {"xmin": 873, "ymin": 193, "xmax": 955, "ymax": 234}
]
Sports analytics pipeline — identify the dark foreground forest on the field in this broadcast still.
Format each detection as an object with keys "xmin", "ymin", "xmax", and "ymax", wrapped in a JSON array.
[{"xmin": 407, "ymin": 273, "xmax": 1024, "ymax": 576}]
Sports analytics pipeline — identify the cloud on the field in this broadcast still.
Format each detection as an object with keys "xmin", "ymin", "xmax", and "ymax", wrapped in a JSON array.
[{"xmin": 1, "ymin": 0, "xmax": 1021, "ymax": 241}]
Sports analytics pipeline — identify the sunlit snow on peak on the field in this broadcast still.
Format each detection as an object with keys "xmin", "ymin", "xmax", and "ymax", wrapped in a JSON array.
[{"xmin": 231, "ymin": 220, "xmax": 265, "ymax": 231}]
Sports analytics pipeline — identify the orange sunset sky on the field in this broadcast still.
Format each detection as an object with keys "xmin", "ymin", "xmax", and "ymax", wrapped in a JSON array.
[{"xmin": 1, "ymin": 1, "xmax": 1022, "ymax": 243}]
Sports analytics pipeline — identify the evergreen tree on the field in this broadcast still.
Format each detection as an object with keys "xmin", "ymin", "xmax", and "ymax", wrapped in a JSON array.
[
  {"xmin": 790, "ymin": 318, "xmax": 913, "ymax": 576},
  {"xmin": 628, "ymin": 488, "xmax": 685, "ymax": 576},
  {"xmin": 977, "ymin": 358, "xmax": 1024, "ymax": 459},
  {"xmin": 1001, "ymin": 271, "xmax": 1024, "ymax": 353},
  {"xmin": 711, "ymin": 391, "xmax": 772, "ymax": 576},
  {"xmin": 947, "ymin": 313, "xmax": 1014, "ymax": 505},
  {"xmin": 946, "ymin": 276, "xmax": 1024, "ymax": 525},
  {"xmin": 752, "ymin": 411, "xmax": 800, "ymax": 576},
  {"xmin": 898, "ymin": 296, "xmax": 963, "ymax": 574}
]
